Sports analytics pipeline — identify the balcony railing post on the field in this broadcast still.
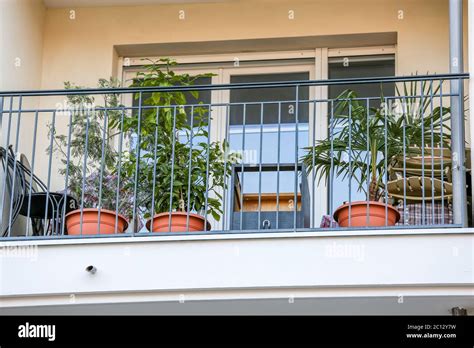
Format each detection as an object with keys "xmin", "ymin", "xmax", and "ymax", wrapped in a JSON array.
[{"xmin": 449, "ymin": 0, "xmax": 468, "ymax": 227}]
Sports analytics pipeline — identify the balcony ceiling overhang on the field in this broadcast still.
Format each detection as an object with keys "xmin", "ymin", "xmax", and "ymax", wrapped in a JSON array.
[{"xmin": 43, "ymin": 0, "xmax": 233, "ymax": 8}]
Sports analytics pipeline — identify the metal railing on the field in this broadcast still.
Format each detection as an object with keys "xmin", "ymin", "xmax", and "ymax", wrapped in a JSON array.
[{"xmin": 0, "ymin": 73, "xmax": 469, "ymax": 239}]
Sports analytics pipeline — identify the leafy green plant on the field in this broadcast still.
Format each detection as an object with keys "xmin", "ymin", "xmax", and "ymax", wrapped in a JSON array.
[
  {"xmin": 48, "ymin": 78, "xmax": 135, "ymax": 219},
  {"xmin": 302, "ymin": 80, "xmax": 451, "ymax": 201},
  {"xmin": 122, "ymin": 58, "xmax": 238, "ymax": 221}
]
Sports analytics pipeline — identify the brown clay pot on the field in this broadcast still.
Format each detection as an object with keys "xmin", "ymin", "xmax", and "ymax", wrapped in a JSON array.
[
  {"xmin": 146, "ymin": 212, "xmax": 211, "ymax": 232},
  {"xmin": 333, "ymin": 201, "xmax": 400, "ymax": 227},
  {"xmin": 65, "ymin": 208, "xmax": 128, "ymax": 235}
]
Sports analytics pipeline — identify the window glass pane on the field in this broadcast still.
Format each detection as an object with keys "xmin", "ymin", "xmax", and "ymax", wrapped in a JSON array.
[
  {"xmin": 131, "ymin": 75, "xmax": 212, "ymax": 148},
  {"xmin": 132, "ymin": 76, "xmax": 212, "ymax": 125},
  {"xmin": 229, "ymin": 72, "xmax": 310, "ymax": 194},
  {"xmin": 229, "ymin": 124, "xmax": 308, "ymax": 165},
  {"xmin": 329, "ymin": 57, "xmax": 395, "ymax": 106},
  {"xmin": 230, "ymin": 73, "xmax": 309, "ymax": 125}
]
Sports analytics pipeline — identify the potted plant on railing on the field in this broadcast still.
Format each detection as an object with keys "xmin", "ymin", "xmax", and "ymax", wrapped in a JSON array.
[
  {"xmin": 121, "ymin": 59, "xmax": 238, "ymax": 232},
  {"xmin": 49, "ymin": 79, "xmax": 135, "ymax": 235},
  {"xmin": 302, "ymin": 80, "xmax": 451, "ymax": 227}
]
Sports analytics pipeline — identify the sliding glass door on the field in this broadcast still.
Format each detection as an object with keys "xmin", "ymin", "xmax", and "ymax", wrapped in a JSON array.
[{"xmin": 222, "ymin": 65, "xmax": 315, "ymax": 230}]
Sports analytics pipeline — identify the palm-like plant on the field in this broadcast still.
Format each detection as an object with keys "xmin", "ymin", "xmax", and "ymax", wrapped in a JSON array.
[{"xmin": 302, "ymin": 80, "xmax": 451, "ymax": 202}]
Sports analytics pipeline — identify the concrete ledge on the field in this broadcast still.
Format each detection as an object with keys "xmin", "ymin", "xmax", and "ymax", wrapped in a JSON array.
[{"xmin": 1, "ymin": 226, "xmax": 473, "ymax": 247}]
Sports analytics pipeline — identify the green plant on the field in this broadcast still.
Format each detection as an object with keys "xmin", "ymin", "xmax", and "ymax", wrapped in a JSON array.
[
  {"xmin": 48, "ymin": 78, "xmax": 135, "ymax": 218},
  {"xmin": 302, "ymin": 80, "xmax": 451, "ymax": 202},
  {"xmin": 121, "ymin": 58, "xmax": 238, "ymax": 221}
]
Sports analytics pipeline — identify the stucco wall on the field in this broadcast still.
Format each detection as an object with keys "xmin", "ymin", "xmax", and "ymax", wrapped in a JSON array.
[
  {"xmin": 0, "ymin": 0, "xmax": 45, "ymax": 92},
  {"xmin": 1, "ymin": 0, "xmax": 470, "ymax": 190},
  {"xmin": 0, "ymin": 0, "xmax": 45, "ymax": 146},
  {"xmin": 0, "ymin": 0, "xmax": 45, "ymax": 234},
  {"xmin": 39, "ymin": 0, "xmax": 462, "ymax": 89}
]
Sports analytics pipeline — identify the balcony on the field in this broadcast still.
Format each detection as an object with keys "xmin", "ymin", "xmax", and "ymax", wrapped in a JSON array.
[
  {"xmin": 0, "ymin": 66, "xmax": 473, "ymax": 314},
  {"xmin": 1, "ymin": 0, "xmax": 473, "ymax": 317},
  {"xmin": 0, "ymin": 69, "xmax": 470, "ymax": 239}
]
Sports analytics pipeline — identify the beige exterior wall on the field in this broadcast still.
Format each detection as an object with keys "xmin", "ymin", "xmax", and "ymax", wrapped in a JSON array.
[
  {"xmin": 40, "ymin": 0, "xmax": 461, "ymax": 90},
  {"xmin": 0, "ymin": 0, "xmax": 45, "ymax": 235},
  {"xmin": 0, "ymin": 0, "xmax": 45, "ymax": 172},
  {"xmin": 1, "ymin": 0, "xmax": 469, "ymax": 190},
  {"xmin": 0, "ymin": 0, "xmax": 45, "ymax": 91}
]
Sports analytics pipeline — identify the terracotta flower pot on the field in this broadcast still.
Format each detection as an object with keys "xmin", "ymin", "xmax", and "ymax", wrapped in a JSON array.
[
  {"xmin": 146, "ymin": 212, "xmax": 211, "ymax": 232},
  {"xmin": 333, "ymin": 201, "xmax": 400, "ymax": 227},
  {"xmin": 65, "ymin": 208, "xmax": 128, "ymax": 235}
]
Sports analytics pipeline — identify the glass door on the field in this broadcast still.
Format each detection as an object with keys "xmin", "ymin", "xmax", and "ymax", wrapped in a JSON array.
[{"xmin": 222, "ymin": 65, "xmax": 316, "ymax": 230}]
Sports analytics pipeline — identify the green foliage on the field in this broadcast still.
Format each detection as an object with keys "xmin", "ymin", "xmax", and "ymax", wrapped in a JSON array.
[
  {"xmin": 121, "ymin": 58, "xmax": 238, "ymax": 221},
  {"xmin": 48, "ymin": 78, "xmax": 135, "ymax": 218},
  {"xmin": 302, "ymin": 80, "xmax": 451, "ymax": 201}
]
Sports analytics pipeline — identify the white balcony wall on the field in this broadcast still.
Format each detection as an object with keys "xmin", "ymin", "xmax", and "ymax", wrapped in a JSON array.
[{"xmin": 0, "ymin": 229, "xmax": 472, "ymax": 311}]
